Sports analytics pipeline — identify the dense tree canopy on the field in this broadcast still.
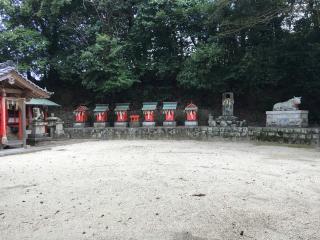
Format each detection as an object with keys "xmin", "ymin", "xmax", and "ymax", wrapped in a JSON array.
[{"xmin": 0, "ymin": 0, "xmax": 319, "ymax": 122}]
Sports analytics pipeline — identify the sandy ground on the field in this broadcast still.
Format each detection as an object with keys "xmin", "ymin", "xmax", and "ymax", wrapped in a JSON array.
[{"xmin": 0, "ymin": 140, "xmax": 320, "ymax": 240}]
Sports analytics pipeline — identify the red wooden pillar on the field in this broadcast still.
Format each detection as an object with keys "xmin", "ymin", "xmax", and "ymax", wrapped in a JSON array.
[{"xmin": 0, "ymin": 90, "xmax": 7, "ymax": 144}]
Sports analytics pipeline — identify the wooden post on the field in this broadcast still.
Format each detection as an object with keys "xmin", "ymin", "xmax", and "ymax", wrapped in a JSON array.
[
  {"xmin": 18, "ymin": 108, "xmax": 22, "ymax": 140},
  {"xmin": 20, "ymin": 98, "xmax": 27, "ymax": 148},
  {"xmin": 1, "ymin": 89, "xmax": 7, "ymax": 145}
]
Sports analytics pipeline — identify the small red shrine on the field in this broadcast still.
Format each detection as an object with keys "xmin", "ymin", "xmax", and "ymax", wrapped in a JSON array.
[
  {"xmin": 142, "ymin": 102, "xmax": 157, "ymax": 127},
  {"xmin": 185, "ymin": 102, "xmax": 198, "ymax": 126},
  {"xmin": 162, "ymin": 102, "xmax": 178, "ymax": 127},
  {"xmin": 0, "ymin": 61, "xmax": 52, "ymax": 148},
  {"xmin": 114, "ymin": 103, "xmax": 130, "ymax": 127},
  {"xmin": 73, "ymin": 105, "xmax": 89, "ymax": 127},
  {"xmin": 93, "ymin": 104, "xmax": 109, "ymax": 128}
]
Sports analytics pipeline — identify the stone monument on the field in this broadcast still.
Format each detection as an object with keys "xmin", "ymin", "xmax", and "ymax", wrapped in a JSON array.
[
  {"xmin": 28, "ymin": 107, "xmax": 49, "ymax": 144},
  {"xmin": 47, "ymin": 113, "xmax": 65, "ymax": 137},
  {"xmin": 30, "ymin": 107, "xmax": 47, "ymax": 137},
  {"xmin": 209, "ymin": 92, "xmax": 246, "ymax": 127},
  {"xmin": 266, "ymin": 97, "xmax": 308, "ymax": 127}
]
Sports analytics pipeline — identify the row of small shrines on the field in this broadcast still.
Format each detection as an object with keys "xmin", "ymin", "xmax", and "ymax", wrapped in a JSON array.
[{"xmin": 74, "ymin": 102, "xmax": 199, "ymax": 128}]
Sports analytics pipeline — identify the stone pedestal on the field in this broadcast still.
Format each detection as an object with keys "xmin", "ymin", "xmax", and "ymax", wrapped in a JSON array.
[
  {"xmin": 94, "ymin": 122, "xmax": 110, "ymax": 128},
  {"xmin": 266, "ymin": 110, "xmax": 309, "ymax": 127},
  {"xmin": 163, "ymin": 121, "xmax": 177, "ymax": 127},
  {"xmin": 185, "ymin": 121, "xmax": 198, "ymax": 127},
  {"xmin": 55, "ymin": 121, "xmax": 65, "ymax": 136},
  {"xmin": 129, "ymin": 122, "xmax": 141, "ymax": 128},
  {"xmin": 142, "ymin": 122, "xmax": 156, "ymax": 127},
  {"xmin": 28, "ymin": 120, "xmax": 50, "ymax": 145},
  {"xmin": 210, "ymin": 115, "xmax": 246, "ymax": 127},
  {"xmin": 114, "ymin": 122, "xmax": 128, "ymax": 128},
  {"xmin": 30, "ymin": 121, "xmax": 47, "ymax": 138},
  {"xmin": 73, "ymin": 122, "xmax": 89, "ymax": 128}
]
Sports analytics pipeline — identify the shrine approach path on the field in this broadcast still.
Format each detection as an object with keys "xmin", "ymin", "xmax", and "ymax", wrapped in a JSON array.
[{"xmin": 0, "ymin": 140, "xmax": 319, "ymax": 240}]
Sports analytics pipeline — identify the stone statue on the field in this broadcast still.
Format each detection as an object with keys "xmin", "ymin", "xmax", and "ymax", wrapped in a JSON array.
[
  {"xmin": 32, "ymin": 107, "xmax": 44, "ymax": 121},
  {"xmin": 222, "ymin": 92, "xmax": 234, "ymax": 116},
  {"xmin": 273, "ymin": 97, "xmax": 301, "ymax": 111}
]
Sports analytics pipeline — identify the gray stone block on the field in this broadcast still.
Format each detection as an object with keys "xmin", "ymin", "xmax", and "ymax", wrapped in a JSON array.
[
  {"xmin": 114, "ymin": 122, "xmax": 128, "ymax": 128},
  {"xmin": 266, "ymin": 110, "xmax": 309, "ymax": 127},
  {"xmin": 129, "ymin": 122, "xmax": 141, "ymax": 128},
  {"xmin": 142, "ymin": 122, "xmax": 156, "ymax": 127},
  {"xmin": 185, "ymin": 121, "xmax": 198, "ymax": 127},
  {"xmin": 73, "ymin": 122, "xmax": 89, "ymax": 128},
  {"xmin": 163, "ymin": 121, "xmax": 177, "ymax": 127},
  {"xmin": 94, "ymin": 122, "xmax": 110, "ymax": 128}
]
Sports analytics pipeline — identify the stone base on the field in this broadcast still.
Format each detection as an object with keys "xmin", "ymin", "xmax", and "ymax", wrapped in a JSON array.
[
  {"xmin": 31, "ymin": 121, "xmax": 47, "ymax": 137},
  {"xmin": 209, "ymin": 115, "xmax": 246, "ymax": 127},
  {"xmin": 73, "ymin": 122, "xmax": 89, "ymax": 128},
  {"xmin": 129, "ymin": 122, "xmax": 141, "ymax": 128},
  {"xmin": 27, "ymin": 135, "xmax": 51, "ymax": 146},
  {"xmin": 185, "ymin": 121, "xmax": 198, "ymax": 127},
  {"xmin": 163, "ymin": 121, "xmax": 177, "ymax": 127},
  {"xmin": 94, "ymin": 122, "xmax": 110, "ymax": 128},
  {"xmin": 114, "ymin": 122, "xmax": 128, "ymax": 128},
  {"xmin": 142, "ymin": 122, "xmax": 156, "ymax": 127},
  {"xmin": 266, "ymin": 110, "xmax": 309, "ymax": 127}
]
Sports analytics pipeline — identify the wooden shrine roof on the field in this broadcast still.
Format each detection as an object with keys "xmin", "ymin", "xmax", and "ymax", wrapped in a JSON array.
[
  {"xmin": 185, "ymin": 103, "xmax": 198, "ymax": 111},
  {"xmin": 142, "ymin": 102, "xmax": 158, "ymax": 111},
  {"xmin": 114, "ymin": 103, "xmax": 130, "ymax": 111},
  {"xmin": 74, "ymin": 105, "xmax": 89, "ymax": 112},
  {"xmin": 0, "ymin": 61, "xmax": 52, "ymax": 99},
  {"xmin": 93, "ymin": 104, "xmax": 109, "ymax": 112},
  {"xmin": 162, "ymin": 102, "xmax": 178, "ymax": 110}
]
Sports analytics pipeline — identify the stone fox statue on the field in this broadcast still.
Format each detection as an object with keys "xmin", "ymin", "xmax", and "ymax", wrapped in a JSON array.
[{"xmin": 273, "ymin": 97, "xmax": 302, "ymax": 111}]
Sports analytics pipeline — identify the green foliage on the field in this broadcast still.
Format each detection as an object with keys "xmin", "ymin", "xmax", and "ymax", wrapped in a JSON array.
[
  {"xmin": 0, "ymin": 0, "xmax": 320, "ymax": 121},
  {"xmin": 79, "ymin": 34, "xmax": 137, "ymax": 93},
  {"xmin": 0, "ymin": 26, "xmax": 48, "ymax": 74}
]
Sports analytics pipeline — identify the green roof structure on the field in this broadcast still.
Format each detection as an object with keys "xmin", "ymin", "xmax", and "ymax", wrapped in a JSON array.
[
  {"xmin": 114, "ymin": 103, "xmax": 130, "ymax": 111},
  {"xmin": 93, "ymin": 104, "xmax": 109, "ymax": 112},
  {"xmin": 185, "ymin": 103, "xmax": 198, "ymax": 111},
  {"xmin": 26, "ymin": 98, "xmax": 60, "ymax": 107},
  {"xmin": 162, "ymin": 102, "xmax": 178, "ymax": 110},
  {"xmin": 142, "ymin": 102, "xmax": 158, "ymax": 111}
]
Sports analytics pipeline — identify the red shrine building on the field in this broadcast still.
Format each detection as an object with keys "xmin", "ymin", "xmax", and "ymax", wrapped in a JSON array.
[{"xmin": 0, "ymin": 61, "xmax": 52, "ymax": 148}]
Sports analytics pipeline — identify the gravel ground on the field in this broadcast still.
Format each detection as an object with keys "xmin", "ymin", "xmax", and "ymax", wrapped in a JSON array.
[{"xmin": 0, "ymin": 140, "xmax": 319, "ymax": 240}]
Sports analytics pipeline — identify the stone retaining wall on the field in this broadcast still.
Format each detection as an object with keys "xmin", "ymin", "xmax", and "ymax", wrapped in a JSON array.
[{"xmin": 64, "ymin": 127, "xmax": 320, "ymax": 146}]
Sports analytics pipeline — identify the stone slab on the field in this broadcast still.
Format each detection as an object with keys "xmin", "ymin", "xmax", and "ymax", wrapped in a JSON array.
[
  {"xmin": 114, "ymin": 122, "xmax": 128, "ymax": 128},
  {"xmin": 266, "ymin": 110, "xmax": 309, "ymax": 127},
  {"xmin": 94, "ymin": 122, "xmax": 110, "ymax": 128},
  {"xmin": 142, "ymin": 122, "xmax": 156, "ymax": 127},
  {"xmin": 129, "ymin": 122, "xmax": 141, "ymax": 128},
  {"xmin": 163, "ymin": 121, "xmax": 177, "ymax": 127},
  {"xmin": 73, "ymin": 122, "xmax": 89, "ymax": 128},
  {"xmin": 185, "ymin": 121, "xmax": 198, "ymax": 127}
]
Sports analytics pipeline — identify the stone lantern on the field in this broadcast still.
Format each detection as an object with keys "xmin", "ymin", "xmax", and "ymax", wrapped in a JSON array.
[
  {"xmin": 142, "ymin": 102, "xmax": 158, "ymax": 127},
  {"xmin": 73, "ymin": 105, "xmax": 89, "ymax": 128},
  {"xmin": 184, "ymin": 102, "xmax": 198, "ymax": 127},
  {"xmin": 114, "ymin": 103, "xmax": 130, "ymax": 128},
  {"xmin": 93, "ymin": 104, "xmax": 109, "ymax": 128},
  {"xmin": 47, "ymin": 113, "xmax": 65, "ymax": 137},
  {"xmin": 162, "ymin": 102, "xmax": 177, "ymax": 127}
]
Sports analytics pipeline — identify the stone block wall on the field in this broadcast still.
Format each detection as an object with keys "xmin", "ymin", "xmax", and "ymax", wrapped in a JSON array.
[
  {"xmin": 248, "ymin": 127, "xmax": 319, "ymax": 145},
  {"xmin": 63, "ymin": 126, "xmax": 320, "ymax": 146}
]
